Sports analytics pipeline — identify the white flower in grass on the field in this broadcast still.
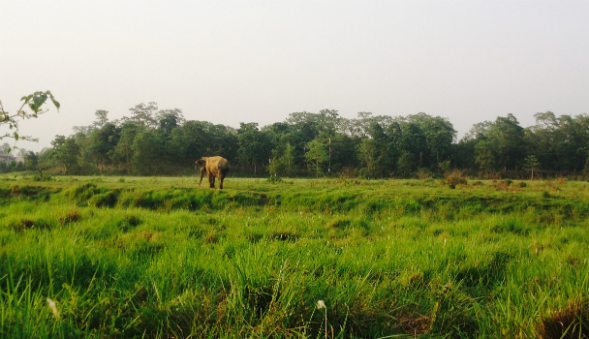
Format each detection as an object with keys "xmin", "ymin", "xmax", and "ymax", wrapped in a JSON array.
[
  {"xmin": 47, "ymin": 298, "xmax": 59, "ymax": 320},
  {"xmin": 317, "ymin": 300, "xmax": 328, "ymax": 339}
]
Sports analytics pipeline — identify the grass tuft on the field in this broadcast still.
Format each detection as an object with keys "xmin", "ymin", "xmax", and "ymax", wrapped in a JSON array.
[{"xmin": 537, "ymin": 300, "xmax": 589, "ymax": 339}]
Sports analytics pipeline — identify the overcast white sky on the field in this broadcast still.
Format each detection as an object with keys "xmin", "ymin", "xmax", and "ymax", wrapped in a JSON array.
[{"xmin": 1, "ymin": 1, "xmax": 588, "ymax": 151}]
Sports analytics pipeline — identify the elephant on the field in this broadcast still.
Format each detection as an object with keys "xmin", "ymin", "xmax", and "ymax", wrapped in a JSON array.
[{"xmin": 196, "ymin": 156, "xmax": 230, "ymax": 189}]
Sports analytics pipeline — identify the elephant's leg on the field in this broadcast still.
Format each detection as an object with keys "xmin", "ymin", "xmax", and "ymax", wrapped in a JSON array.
[
  {"xmin": 210, "ymin": 174, "xmax": 216, "ymax": 188},
  {"xmin": 219, "ymin": 168, "xmax": 228, "ymax": 190}
]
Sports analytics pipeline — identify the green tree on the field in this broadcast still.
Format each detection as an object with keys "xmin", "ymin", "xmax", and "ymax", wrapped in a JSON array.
[
  {"xmin": 113, "ymin": 123, "xmax": 138, "ymax": 174},
  {"xmin": 282, "ymin": 142, "xmax": 296, "ymax": 176},
  {"xmin": 305, "ymin": 140, "xmax": 328, "ymax": 178},
  {"xmin": 475, "ymin": 140, "xmax": 496, "ymax": 173},
  {"xmin": 268, "ymin": 142, "xmax": 296, "ymax": 177},
  {"xmin": 51, "ymin": 135, "xmax": 80, "ymax": 174},
  {"xmin": 128, "ymin": 102, "xmax": 158, "ymax": 130},
  {"xmin": 523, "ymin": 155, "xmax": 540, "ymax": 180},
  {"xmin": 237, "ymin": 122, "xmax": 270, "ymax": 174},
  {"xmin": 397, "ymin": 151, "xmax": 415, "ymax": 177},
  {"xmin": 132, "ymin": 131, "xmax": 164, "ymax": 175},
  {"xmin": 357, "ymin": 139, "xmax": 381, "ymax": 178},
  {"xmin": 92, "ymin": 110, "xmax": 109, "ymax": 129},
  {"xmin": 0, "ymin": 143, "xmax": 10, "ymax": 154},
  {"xmin": 24, "ymin": 151, "xmax": 39, "ymax": 172},
  {"xmin": 84, "ymin": 123, "xmax": 119, "ymax": 172},
  {"xmin": 156, "ymin": 108, "xmax": 184, "ymax": 134}
]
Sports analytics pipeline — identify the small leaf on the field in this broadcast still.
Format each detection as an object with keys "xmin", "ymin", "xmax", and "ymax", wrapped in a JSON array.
[
  {"xmin": 31, "ymin": 94, "xmax": 48, "ymax": 113},
  {"xmin": 14, "ymin": 132, "xmax": 19, "ymax": 140},
  {"xmin": 50, "ymin": 97, "xmax": 60, "ymax": 111}
]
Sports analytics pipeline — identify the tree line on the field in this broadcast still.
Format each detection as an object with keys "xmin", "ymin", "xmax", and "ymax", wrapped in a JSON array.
[{"xmin": 4, "ymin": 102, "xmax": 589, "ymax": 179}]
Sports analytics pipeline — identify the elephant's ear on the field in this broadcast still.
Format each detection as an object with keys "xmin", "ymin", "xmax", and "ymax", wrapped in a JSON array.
[{"xmin": 196, "ymin": 159, "xmax": 206, "ymax": 167}]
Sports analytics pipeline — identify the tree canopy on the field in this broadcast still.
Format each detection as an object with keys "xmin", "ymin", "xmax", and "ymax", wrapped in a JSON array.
[{"xmin": 4, "ymin": 100, "xmax": 589, "ymax": 179}]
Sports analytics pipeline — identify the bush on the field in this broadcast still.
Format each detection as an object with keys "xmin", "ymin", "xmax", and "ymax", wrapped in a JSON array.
[
  {"xmin": 59, "ymin": 211, "xmax": 82, "ymax": 224},
  {"xmin": 32, "ymin": 174, "xmax": 52, "ymax": 182},
  {"xmin": 444, "ymin": 170, "xmax": 467, "ymax": 188},
  {"xmin": 117, "ymin": 215, "xmax": 142, "ymax": 232},
  {"xmin": 9, "ymin": 218, "xmax": 53, "ymax": 231},
  {"xmin": 267, "ymin": 176, "xmax": 283, "ymax": 184}
]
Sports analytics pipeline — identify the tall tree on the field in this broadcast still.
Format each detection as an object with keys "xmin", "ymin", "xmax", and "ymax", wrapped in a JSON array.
[
  {"xmin": 305, "ymin": 140, "xmax": 328, "ymax": 178},
  {"xmin": 357, "ymin": 139, "xmax": 381, "ymax": 178},
  {"xmin": 128, "ymin": 102, "xmax": 158, "ymax": 130},
  {"xmin": 51, "ymin": 135, "xmax": 80, "ymax": 174},
  {"xmin": 132, "ymin": 131, "xmax": 164, "ymax": 175},
  {"xmin": 83, "ymin": 123, "xmax": 120, "ymax": 172},
  {"xmin": 237, "ymin": 122, "xmax": 269, "ymax": 174},
  {"xmin": 113, "ymin": 123, "xmax": 138, "ymax": 174},
  {"xmin": 93, "ymin": 110, "xmax": 109, "ymax": 129}
]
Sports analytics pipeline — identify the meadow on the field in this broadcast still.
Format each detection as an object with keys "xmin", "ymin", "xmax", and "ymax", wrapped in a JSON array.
[{"xmin": 1, "ymin": 174, "xmax": 588, "ymax": 338}]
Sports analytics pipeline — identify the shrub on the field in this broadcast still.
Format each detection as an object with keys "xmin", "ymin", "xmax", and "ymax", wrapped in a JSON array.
[
  {"xmin": 495, "ymin": 182, "xmax": 510, "ymax": 191},
  {"xmin": 117, "ymin": 215, "xmax": 142, "ymax": 232},
  {"xmin": 91, "ymin": 190, "xmax": 120, "ymax": 208},
  {"xmin": 59, "ymin": 211, "xmax": 82, "ymax": 224},
  {"xmin": 269, "ymin": 231, "xmax": 299, "ymax": 242},
  {"xmin": 267, "ymin": 176, "xmax": 283, "ymax": 184},
  {"xmin": 32, "ymin": 174, "xmax": 52, "ymax": 182},
  {"xmin": 9, "ymin": 218, "xmax": 53, "ymax": 231},
  {"xmin": 416, "ymin": 169, "xmax": 430, "ymax": 179},
  {"xmin": 444, "ymin": 170, "xmax": 467, "ymax": 188}
]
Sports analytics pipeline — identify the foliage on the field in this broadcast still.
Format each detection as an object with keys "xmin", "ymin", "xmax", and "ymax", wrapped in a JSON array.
[
  {"xmin": 357, "ymin": 139, "xmax": 381, "ymax": 178},
  {"xmin": 0, "ymin": 91, "xmax": 60, "ymax": 152},
  {"xmin": 305, "ymin": 140, "xmax": 328, "ymax": 178},
  {"xmin": 132, "ymin": 131, "xmax": 165, "ymax": 175},
  {"xmin": 13, "ymin": 100, "xmax": 589, "ymax": 179},
  {"xmin": 444, "ymin": 169, "xmax": 467, "ymax": 188},
  {"xmin": 524, "ymin": 155, "xmax": 540, "ymax": 180},
  {"xmin": 237, "ymin": 122, "xmax": 269, "ymax": 175}
]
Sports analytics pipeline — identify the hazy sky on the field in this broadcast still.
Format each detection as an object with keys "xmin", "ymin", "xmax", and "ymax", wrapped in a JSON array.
[{"xmin": 1, "ymin": 1, "xmax": 588, "ymax": 151}]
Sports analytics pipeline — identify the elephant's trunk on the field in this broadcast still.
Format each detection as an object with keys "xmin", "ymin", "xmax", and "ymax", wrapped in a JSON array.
[{"xmin": 199, "ymin": 168, "xmax": 205, "ymax": 186}]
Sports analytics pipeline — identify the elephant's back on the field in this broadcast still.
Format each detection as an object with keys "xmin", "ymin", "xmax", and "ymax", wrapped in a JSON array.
[{"xmin": 208, "ymin": 156, "xmax": 229, "ymax": 170}]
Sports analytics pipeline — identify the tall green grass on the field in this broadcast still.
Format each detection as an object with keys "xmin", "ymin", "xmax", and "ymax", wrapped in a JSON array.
[{"xmin": 1, "ymin": 176, "xmax": 588, "ymax": 338}]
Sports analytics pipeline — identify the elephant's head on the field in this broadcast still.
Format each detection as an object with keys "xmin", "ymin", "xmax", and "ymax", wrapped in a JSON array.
[{"xmin": 195, "ymin": 158, "xmax": 207, "ymax": 168}]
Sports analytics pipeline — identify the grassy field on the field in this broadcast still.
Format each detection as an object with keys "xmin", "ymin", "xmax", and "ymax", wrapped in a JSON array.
[{"xmin": 1, "ymin": 174, "xmax": 589, "ymax": 338}]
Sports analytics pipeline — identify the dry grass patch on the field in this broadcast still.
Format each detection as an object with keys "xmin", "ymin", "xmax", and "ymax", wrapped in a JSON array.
[{"xmin": 537, "ymin": 300, "xmax": 589, "ymax": 339}]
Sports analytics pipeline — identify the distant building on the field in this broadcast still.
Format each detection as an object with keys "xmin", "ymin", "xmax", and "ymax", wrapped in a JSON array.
[
  {"xmin": 0, "ymin": 154, "xmax": 25, "ymax": 164},
  {"xmin": 0, "ymin": 154, "xmax": 16, "ymax": 164}
]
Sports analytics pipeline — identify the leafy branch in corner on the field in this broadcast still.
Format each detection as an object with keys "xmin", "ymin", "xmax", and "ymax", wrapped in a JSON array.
[{"xmin": 0, "ymin": 91, "xmax": 60, "ymax": 151}]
